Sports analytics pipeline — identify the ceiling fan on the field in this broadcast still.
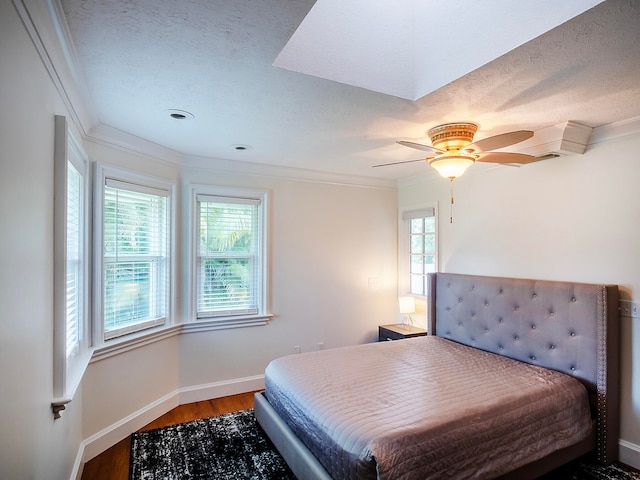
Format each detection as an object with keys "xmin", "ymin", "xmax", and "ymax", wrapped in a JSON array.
[{"xmin": 375, "ymin": 122, "xmax": 538, "ymax": 179}]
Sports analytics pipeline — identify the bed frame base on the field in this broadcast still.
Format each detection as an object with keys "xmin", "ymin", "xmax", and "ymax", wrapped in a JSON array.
[
  {"xmin": 497, "ymin": 430, "xmax": 596, "ymax": 479},
  {"xmin": 254, "ymin": 391, "xmax": 332, "ymax": 480},
  {"xmin": 255, "ymin": 391, "xmax": 594, "ymax": 480}
]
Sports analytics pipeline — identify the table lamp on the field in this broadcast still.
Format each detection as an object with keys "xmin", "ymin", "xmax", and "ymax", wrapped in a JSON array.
[{"xmin": 398, "ymin": 296, "xmax": 415, "ymax": 326}]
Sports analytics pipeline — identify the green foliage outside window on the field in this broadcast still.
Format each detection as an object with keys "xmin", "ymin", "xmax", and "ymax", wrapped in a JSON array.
[{"xmin": 198, "ymin": 201, "xmax": 258, "ymax": 315}]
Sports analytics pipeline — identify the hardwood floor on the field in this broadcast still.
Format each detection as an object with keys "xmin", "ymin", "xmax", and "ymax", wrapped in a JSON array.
[{"xmin": 80, "ymin": 391, "xmax": 259, "ymax": 480}]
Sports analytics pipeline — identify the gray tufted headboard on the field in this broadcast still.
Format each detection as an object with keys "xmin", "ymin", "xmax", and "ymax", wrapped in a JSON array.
[{"xmin": 427, "ymin": 272, "xmax": 620, "ymax": 464}]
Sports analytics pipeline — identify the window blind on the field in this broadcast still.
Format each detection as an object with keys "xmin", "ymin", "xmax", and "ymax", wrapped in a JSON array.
[
  {"xmin": 66, "ymin": 161, "xmax": 82, "ymax": 358},
  {"xmin": 402, "ymin": 207, "xmax": 435, "ymax": 220},
  {"xmin": 197, "ymin": 195, "xmax": 261, "ymax": 317},
  {"xmin": 103, "ymin": 180, "xmax": 168, "ymax": 338}
]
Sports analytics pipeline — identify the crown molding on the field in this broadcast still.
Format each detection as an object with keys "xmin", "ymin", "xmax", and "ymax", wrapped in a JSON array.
[
  {"xmin": 87, "ymin": 122, "xmax": 185, "ymax": 166},
  {"xmin": 590, "ymin": 115, "xmax": 640, "ymax": 145},
  {"xmin": 14, "ymin": 0, "xmax": 99, "ymax": 135},
  {"xmin": 182, "ymin": 155, "xmax": 397, "ymax": 189}
]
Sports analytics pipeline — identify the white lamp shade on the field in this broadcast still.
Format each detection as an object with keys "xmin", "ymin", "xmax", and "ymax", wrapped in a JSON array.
[
  {"xmin": 398, "ymin": 296, "xmax": 415, "ymax": 314},
  {"xmin": 429, "ymin": 155, "xmax": 475, "ymax": 179}
]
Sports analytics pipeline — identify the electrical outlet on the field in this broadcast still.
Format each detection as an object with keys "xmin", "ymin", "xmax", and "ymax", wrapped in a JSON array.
[
  {"xmin": 293, "ymin": 346, "xmax": 301, "ymax": 354},
  {"xmin": 619, "ymin": 300, "xmax": 640, "ymax": 318},
  {"xmin": 317, "ymin": 342, "xmax": 325, "ymax": 351}
]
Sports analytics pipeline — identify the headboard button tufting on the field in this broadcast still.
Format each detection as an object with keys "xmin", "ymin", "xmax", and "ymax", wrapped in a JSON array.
[{"xmin": 429, "ymin": 272, "xmax": 620, "ymax": 465}]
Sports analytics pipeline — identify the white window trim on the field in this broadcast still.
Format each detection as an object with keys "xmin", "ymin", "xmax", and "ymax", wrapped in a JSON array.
[
  {"xmin": 398, "ymin": 204, "xmax": 439, "ymax": 298},
  {"xmin": 93, "ymin": 162, "xmax": 176, "ymax": 350},
  {"xmin": 52, "ymin": 115, "xmax": 92, "ymax": 417},
  {"xmin": 186, "ymin": 184, "xmax": 272, "ymax": 330}
]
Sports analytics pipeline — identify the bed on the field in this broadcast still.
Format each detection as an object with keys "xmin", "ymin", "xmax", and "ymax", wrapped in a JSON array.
[{"xmin": 255, "ymin": 273, "xmax": 620, "ymax": 479}]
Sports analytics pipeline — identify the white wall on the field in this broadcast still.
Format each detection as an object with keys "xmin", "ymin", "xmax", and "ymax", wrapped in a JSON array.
[
  {"xmin": 399, "ymin": 129, "xmax": 640, "ymax": 467},
  {"xmin": 81, "ymin": 337, "xmax": 181, "ymax": 442},
  {"xmin": 0, "ymin": 2, "xmax": 85, "ymax": 478}
]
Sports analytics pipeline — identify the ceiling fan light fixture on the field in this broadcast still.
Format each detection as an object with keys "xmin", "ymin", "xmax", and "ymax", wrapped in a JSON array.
[
  {"xmin": 429, "ymin": 155, "xmax": 475, "ymax": 179},
  {"xmin": 390, "ymin": 122, "xmax": 536, "ymax": 180}
]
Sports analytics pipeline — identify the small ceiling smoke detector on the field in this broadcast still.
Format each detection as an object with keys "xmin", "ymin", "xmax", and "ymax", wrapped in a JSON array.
[{"xmin": 166, "ymin": 109, "xmax": 194, "ymax": 120}]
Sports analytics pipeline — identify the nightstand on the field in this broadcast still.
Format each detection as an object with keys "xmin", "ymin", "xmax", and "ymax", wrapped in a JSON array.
[{"xmin": 378, "ymin": 324, "xmax": 427, "ymax": 341}]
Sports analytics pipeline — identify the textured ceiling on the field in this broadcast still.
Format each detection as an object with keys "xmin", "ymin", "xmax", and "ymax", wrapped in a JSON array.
[{"xmin": 60, "ymin": 0, "xmax": 640, "ymax": 181}]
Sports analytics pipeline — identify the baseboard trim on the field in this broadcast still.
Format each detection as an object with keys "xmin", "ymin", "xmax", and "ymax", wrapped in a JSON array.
[
  {"xmin": 76, "ymin": 374, "xmax": 266, "ymax": 472},
  {"xmin": 80, "ymin": 390, "xmax": 180, "ymax": 463},
  {"xmin": 178, "ymin": 375, "xmax": 265, "ymax": 404},
  {"xmin": 619, "ymin": 439, "xmax": 640, "ymax": 470},
  {"xmin": 71, "ymin": 440, "xmax": 85, "ymax": 480}
]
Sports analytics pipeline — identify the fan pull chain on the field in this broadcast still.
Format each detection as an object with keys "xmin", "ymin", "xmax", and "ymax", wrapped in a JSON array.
[{"xmin": 449, "ymin": 179, "xmax": 454, "ymax": 224}]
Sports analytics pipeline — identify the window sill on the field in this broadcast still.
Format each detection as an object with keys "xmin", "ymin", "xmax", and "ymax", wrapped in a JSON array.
[
  {"xmin": 90, "ymin": 314, "xmax": 274, "ymax": 362},
  {"xmin": 52, "ymin": 347, "xmax": 93, "ymax": 419},
  {"xmin": 91, "ymin": 324, "xmax": 182, "ymax": 363},
  {"xmin": 182, "ymin": 314, "xmax": 274, "ymax": 334}
]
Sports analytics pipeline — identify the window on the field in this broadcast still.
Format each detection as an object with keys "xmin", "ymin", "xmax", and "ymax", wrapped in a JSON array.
[
  {"xmin": 95, "ymin": 165, "xmax": 173, "ymax": 341},
  {"xmin": 66, "ymin": 160, "xmax": 83, "ymax": 358},
  {"xmin": 400, "ymin": 207, "xmax": 437, "ymax": 296},
  {"xmin": 188, "ymin": 186, "xmax": 270, "ymax": 327},
  {"xmin": 53, "ymin": 115, "xmax": 91, "ymax": 413}
]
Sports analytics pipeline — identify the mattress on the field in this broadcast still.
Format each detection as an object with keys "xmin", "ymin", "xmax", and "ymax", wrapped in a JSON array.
[{"xmin": 264, "ymin": 336, "xmax": 592, "ymax": 480}]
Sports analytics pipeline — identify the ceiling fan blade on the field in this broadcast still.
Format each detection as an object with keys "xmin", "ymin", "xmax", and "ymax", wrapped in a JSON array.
[
  {"xmin": 397, "ymin": 140, "xmax": 444, "ymax": 155},
  {"xmin": 464, "ymin": 130, "xmax": 533, "ymax": 154},
  {"xmin": 476, "ymin": 152, "xmax": 539, "ymax": 164},
  {"xmin": 372, "ymin": 158, "xmax": 428, "ymax": 168}
]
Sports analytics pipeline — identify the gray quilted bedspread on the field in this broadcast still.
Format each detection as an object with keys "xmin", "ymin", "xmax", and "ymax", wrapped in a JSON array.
[{"xmin": 264, "ymin": 336, "xmax": 592, "ymax": 480}]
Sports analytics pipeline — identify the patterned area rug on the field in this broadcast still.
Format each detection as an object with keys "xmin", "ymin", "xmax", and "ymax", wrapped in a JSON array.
[
  {"xmin": 130, "ymin": 409, "xmax": 295, "ymax": 480},
  {"xmin": 543, "ymin": 458, "xmax": 640, "ymax": 480},
  {"xmin": 131, "ymin": 409, "xmax": 639, "ymax": 480}
]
